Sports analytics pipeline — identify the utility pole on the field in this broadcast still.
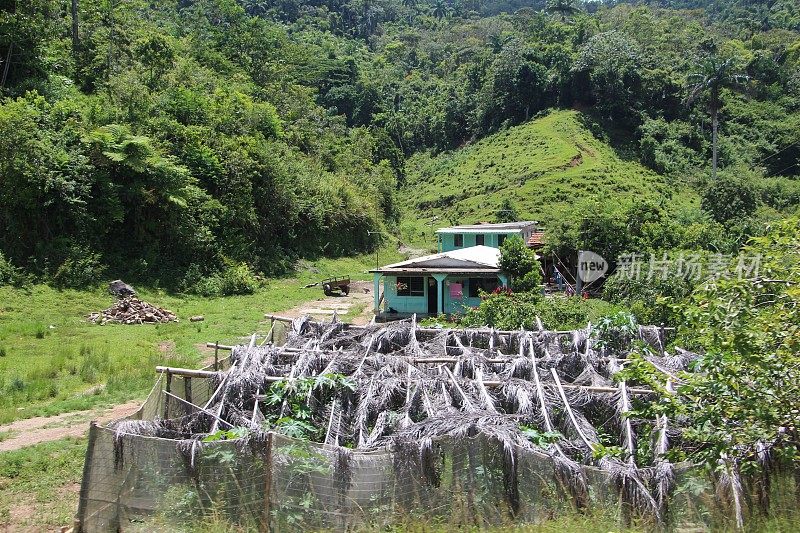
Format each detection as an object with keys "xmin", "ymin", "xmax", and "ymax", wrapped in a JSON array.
[
  {"xmin": 368, "ymin": 231, "xmax": 380, "ymax": 269},
  {"xmin": 369, "ymin": 195, "xmax": 380, "ymax": 269},
  {"xmin": 71, "ymin": 0, "xmax": 79, "ymax": 50},
  {"xmin": 107, "ymin": 0, "xmax": 115, "ymax": 77}
]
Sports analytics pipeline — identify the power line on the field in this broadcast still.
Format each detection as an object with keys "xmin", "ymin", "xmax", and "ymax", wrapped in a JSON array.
[
  {"xmin": 763, "ymin": 161, "xmax": 799, "ymax": 179},
  {"xmin": 752, "ymin": 139, "xmax": 800, "ymax": 167}
]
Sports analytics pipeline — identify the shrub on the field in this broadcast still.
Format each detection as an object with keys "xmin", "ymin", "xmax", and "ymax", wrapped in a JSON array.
[
  {"xmin": 51, "ymin": 248, "xmax": 107, "ymax": 289},
  {"xmin": 601, "ymin": 253, "xmax": 702, "ymax": 325},
  {"xmin": 760, "ymin": 177, "xmax": 800, "ymax": 211},
  {"xmin": 189, "ymin": 262, "xmax": 261, "ymax": 297},
  {"xmin": 8, "ymin": 377, "xmax": 25, "ymax": 392},
  {"xmin": 218, "ymin": 263, "xmax": 260, "ymax": 295},
  {"xmin": 0, "ymin": 252, "xmax": 30, "ymax": 287},
  {"xmin": 701, "ymin": 174, "xmax": 759, "ymax": 223},
  {"xmin": 461, "ymin": 292, "xmax": 620, "ymax": 330}
]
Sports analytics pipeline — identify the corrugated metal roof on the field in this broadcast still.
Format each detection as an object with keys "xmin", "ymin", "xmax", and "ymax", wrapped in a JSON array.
[
  {"xmin": 435, "ymin": 221, "xmax": 537, "ymax": 234},
  {"xmin": 371, "ymin": 245, "xmax": 501, "ymax": 273},
  {"xmin": 527, "ymin": 231, "xmax": 545, "ymax": 248}
]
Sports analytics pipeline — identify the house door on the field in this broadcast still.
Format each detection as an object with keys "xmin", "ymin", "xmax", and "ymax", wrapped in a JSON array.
[{"xmin": 427, "ymin": 277, "xmax": 438, "ymax": 314}]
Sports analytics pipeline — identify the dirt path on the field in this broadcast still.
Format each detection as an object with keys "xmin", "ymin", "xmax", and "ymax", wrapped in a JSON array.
[
  {"xmin": 0, "ymin": 401, "xmax": 140, "ymax": 453},
  {"xmin": 278, "ymin": 280, "xmax": 375, "ymax": 325}
]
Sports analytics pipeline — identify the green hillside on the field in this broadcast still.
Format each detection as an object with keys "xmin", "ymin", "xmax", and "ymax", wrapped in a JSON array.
[{"xmin": 402, "ymin": 110, "xmax": 693, "ymax": 232}]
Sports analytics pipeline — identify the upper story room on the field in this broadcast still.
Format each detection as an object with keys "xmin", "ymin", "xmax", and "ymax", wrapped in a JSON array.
[{"xmin": 435, "ymin": 221, "xmax": 540, "ymax": 252}]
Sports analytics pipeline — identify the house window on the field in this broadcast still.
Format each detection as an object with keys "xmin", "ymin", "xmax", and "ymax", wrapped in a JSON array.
[
  {"xmin": 468, "ymin": 278, "xmax": 499, "ymax": 298},
  {"xmin": 497, "ymin": 234, "xmax": 507, "ymax": 246},
  {"xmin": 454, "ymin": 234, "xmax": 463, "ymax": 247},
  {"xmin": 475, "ymin": 234, "xmax": 484, "ymax": 246},
  {"xmin": 396, "ymin": 276, "xmax": 424, "ymax": 296}
]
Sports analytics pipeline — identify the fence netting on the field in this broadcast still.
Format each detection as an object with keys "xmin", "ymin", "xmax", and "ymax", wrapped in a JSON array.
[
  {"xmin": 75, "ymin": 317, "xmax": 793, "ymax": 531},
  {"xmin": 79, "ymin": 425, "xmax": 727, "ymax": 532}
]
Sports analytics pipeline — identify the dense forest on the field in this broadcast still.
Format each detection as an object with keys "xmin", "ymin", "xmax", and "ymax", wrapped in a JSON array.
[{"xmin": 0, "ymin": 0, "xmax": 798, "ymax": 292}]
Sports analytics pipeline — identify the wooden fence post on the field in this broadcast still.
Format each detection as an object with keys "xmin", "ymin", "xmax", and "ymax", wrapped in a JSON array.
[
  {"xmin": 184, "ymin": 377, "xmax": 192, "ymax": 413},
  {"xmin": 74, "ymin": 421, "xmax": 100, "ymax": 533},
  {"xmin": 261, "ymin": 432, "xmax": 274, "ymax": 533},
  {"xmin": 214, "ymin": 341, "xmax": 219, "ymax": 371},
  {"xmin": 164, "ymin": 371, "xmax": 172, "ymax": 419}
]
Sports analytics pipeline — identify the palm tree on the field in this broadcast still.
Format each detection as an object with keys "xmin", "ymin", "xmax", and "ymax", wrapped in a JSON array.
[
  {"xmin": 686, "ymin": 55, "xmax": 748, "ymax": 180},
  {"xmin": 432, "ymin": 0, "xmax": 449, "ymax": 20},
  {"xmin": 546, "ymin": 0, "xmax": 582, "ymax": 22},
  {"xmin": 243, "ymin": 0, "xmax": 270, "ymax": 16},
  {"xmin": 402, "ymin": 0, "xmax": 418, "ymax": 23}
]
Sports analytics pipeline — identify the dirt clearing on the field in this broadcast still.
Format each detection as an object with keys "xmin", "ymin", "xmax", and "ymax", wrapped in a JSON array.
[
  {"xmin": 278, "ymin": 280, "xmax": 375, "ymax": 324},
  {"xmin": 0, "ymin": 401, "xmax": 140, "ymax": 453}
]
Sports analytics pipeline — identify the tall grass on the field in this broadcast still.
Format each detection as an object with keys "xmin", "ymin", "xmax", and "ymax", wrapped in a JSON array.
[{"xmin": 400, "ymin": 110, "xmax": 697, "ymax": 243}]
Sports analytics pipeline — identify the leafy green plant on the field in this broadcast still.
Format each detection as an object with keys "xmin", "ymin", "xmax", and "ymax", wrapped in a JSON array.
[
  {"xmin": 263, "ymin": 373, "xmax": 355, "ymax": 440},
  {"xmin": 0, "ymin": 253, "xmax": 30, "ymax": 287},
  {"xmin": 461, "ymin": 291, "xmax": 621, "ymax": 330},
  {"xmin": 51, "ymin": 248, "xmax": 107, "ymax": 289},
  {"xmin": 591, "ymin": 443, "xmax": 625, "ymax": 461},
  {"xmin": 519, "ymin": 425, "xmax": 562, "ymax": 448},
  {"xmin": 190, "ymin": 263, "xmax": 261, "ymax": 297},
  {"xmin": 202, "ymin": 427, "xmax": 249, "ymax": 443},
  {"xmin": 666, "ymin": 217, "xmax": 800, "ymax": 471},
  {"xmin": 593, "ymin": 311, "xmax": 637, "ymax": 352}
]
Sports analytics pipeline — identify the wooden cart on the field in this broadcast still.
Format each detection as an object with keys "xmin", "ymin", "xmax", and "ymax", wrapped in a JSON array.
[{"xmin": 322, "ymin": 276, "xmax": 350, "ymax": 296}]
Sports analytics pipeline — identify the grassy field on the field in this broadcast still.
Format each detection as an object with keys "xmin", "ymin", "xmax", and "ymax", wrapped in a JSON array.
[
  {"xmin": 0, "ymin": 249, "xmax": 404, "ymax": 425},
  {"xmin": 399, "ymin": 109, "xmax": 697, "ymax": 243},
  {"xmin": 0, "ymin": 437, "xmax": 86, "ymax": 529}
]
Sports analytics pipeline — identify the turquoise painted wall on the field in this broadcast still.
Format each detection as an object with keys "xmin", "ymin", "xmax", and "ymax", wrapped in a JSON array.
[
  {"xmin": 382, "ymin": 275, "xmax": 491, "ymax": 315},
  {"xmin": 442, "ymin": 276, "xmax": 483, "ymax": 314},
  {"xmin": 438, "ymin": 231, "xmax": 521, "ymax": 252},
  {"xmin": 382, "ymin": 275, "xmax": 428, "ymax": 314}
]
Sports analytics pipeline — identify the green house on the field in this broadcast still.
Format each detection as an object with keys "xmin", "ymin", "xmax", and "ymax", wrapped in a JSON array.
[
  {"xmin": 436, "ymin": 221, "xmax": 538, "ymax": 252},
  {"xmin": 370, "ymin": 245, "xmax": 509, "ymax": 319}
]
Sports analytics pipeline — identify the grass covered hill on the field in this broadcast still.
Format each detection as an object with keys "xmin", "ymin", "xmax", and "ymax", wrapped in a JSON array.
[{"xmin": 402, "ymin": 110, "xmax": 694, "ymax": 229}]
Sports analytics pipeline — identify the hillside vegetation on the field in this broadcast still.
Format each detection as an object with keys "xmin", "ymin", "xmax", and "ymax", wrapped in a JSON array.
[
  {"xmin": 2, "ymin": 0, "xmax": 799, "ymax": 288},
  {"xmin": 404, "ymin": 110, "xmax": 691, "ymax": 226}
]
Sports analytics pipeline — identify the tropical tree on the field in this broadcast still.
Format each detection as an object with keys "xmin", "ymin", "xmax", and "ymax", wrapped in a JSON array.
[
  {"xmin": 686, "ymin": 54, "xmax": 748, "ymax": 180},
  {"xmin": 499, "ymin": 236, "xmax": 542, "ymax": 292},
  {"xmin": 402, "ymin": 0, "xmax": 418, "ymax": 23},
  {"xmin": 71, "ymin": 0, "xmax": 79, "ymax": 49},
  {"xmin": 432, "ymin": 0, "xmax": 449, "ymax": 21},
  {"xmin": 672, "ymin": 216, "xmax": 800, "ymax": 476},
  {"xmin": 546, "ymin": 0, "xmax": 582, "ymax": 22},
  {"xmin": 464, "ymin": 0, "xmax": 484, "ymax": 13},
  {"xmin": 242, "ymin": 0, "xmax": 270, "ymax": 16}
]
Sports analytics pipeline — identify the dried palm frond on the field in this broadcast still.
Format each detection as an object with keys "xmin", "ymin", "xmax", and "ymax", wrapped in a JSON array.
[
  {"xmin": 120, "ymin": 316, "xmax": 714, "ymax": 526},
  {"xmin": 718, "ymin": 457, "xmax": 746, "ymax": 530}
]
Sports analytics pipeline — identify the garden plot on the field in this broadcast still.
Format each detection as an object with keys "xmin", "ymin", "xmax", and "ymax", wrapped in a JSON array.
[{"xmin": 75, "ymin": 316, "xmax": 778, "ymax": 531}]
